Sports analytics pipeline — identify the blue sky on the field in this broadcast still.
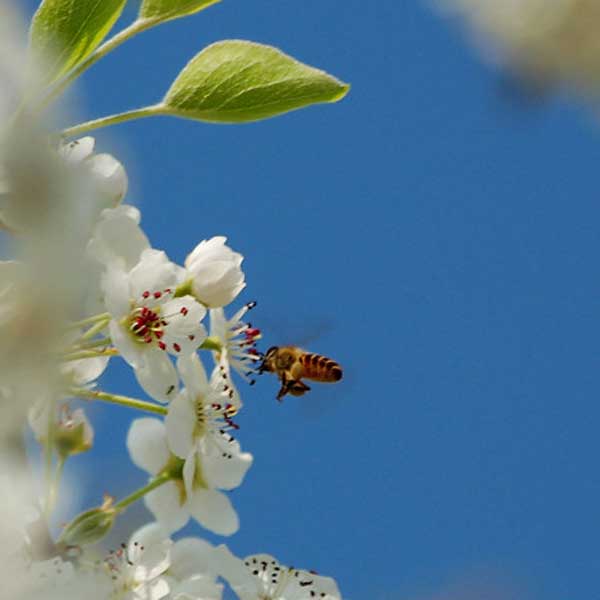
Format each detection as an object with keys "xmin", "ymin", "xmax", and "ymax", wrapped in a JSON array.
[{"xmin": 21, "ymin": 1, "xmax": 600, "ymax": 599}]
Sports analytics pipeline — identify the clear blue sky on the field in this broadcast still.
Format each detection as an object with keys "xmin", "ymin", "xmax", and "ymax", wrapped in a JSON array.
[{"xmin": 21, "ymin": 1, "xmax": 600, "ymax": 599}]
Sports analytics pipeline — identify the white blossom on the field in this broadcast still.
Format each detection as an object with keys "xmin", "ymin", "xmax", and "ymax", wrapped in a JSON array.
[
  {"xmin": 184, "ymin": 237, "xmax": 245, "ymax": 308},
  {"xmin": 215, "ymin": 547, "xmax": 342, "ymax": 600},
  {"xmin": 105, "ymin": 249, "xmax": 207, "ymax": 402},
  {"xmin": 127, "ymin": 398, "xmax": 251, "ymax": 536}
]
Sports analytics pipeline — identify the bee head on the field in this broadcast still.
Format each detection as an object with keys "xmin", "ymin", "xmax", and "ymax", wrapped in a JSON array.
[{"xmin": 258, "ymin": 346, "xmax": 279, "ymax": 374}]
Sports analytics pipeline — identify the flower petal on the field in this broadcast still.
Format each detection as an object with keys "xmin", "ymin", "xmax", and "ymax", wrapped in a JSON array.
[
  {"xmin": 129, "ymin": 249, "xmax": 178, "ymax": 301},
  {"xmin": 170, "ymin": 538, "xmax": 216, "ymax": 581},
  {"xmin": 201, "ymin": 434, "xmax": 253, "ymax": 491},
  {"xmin": 127, "ymin": 418, "xmax": 170, "ymax": 475},
  {"xmin": 145, "ymin": 482, "xmax": 189, "ymax": 534},
  {"xmin": 165, "ymin": 393, "xmax": 195, "ymax": 458},
  {"xmin": 103, "ymin": 265, "xmax": 131, "ymax": 317},
  {"xmin": 176, "ymin": 352, "xmax": 209, "ymax": 396},
  {"xmin": 187, "ymin": 488, "xmax": 239, "ymax": 536},
  {"xmin": 134, "ymin": 350, "xmax": 179, "ymax": 403}
]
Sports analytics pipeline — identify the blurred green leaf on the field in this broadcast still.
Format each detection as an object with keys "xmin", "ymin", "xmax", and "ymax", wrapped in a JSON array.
[
  {"xmin": 29, "ymin": 0, "xmax": 127, "ymax": 84},
  {"xmin": 139, "ymin": 0, "xmax": 220, "ymax": 21},
  {"xmin": 163, "ymin": 40, "xmax": 350, "ymax": 123}
]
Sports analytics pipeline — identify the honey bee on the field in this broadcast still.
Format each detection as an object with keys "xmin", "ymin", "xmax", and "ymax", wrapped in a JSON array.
[{"xmin": 259, "ymin": 346, "xmax": 343, "ymax": 401}]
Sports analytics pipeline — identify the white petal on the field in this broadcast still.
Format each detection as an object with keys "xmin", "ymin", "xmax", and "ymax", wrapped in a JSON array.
[
  {"xmin": 145, "ymin": 482, "xmax": 189, "ymax": 534},
  {"xmin": 66, "ymin": 354, "xmax": 109, "ymax": 386},
  {"xmin": 161, "ymin": 296, "xmax": 207, "ymax": 355},
  {"xmin": 88, "ymin": 204, "xmax": 150, "ymax": 271},
  {"xmin": 129, "ymin": 249, "xmax": 178, "ymax": 301},
  {"xmin": 171, "ymin": 576, "xmax": 223, "ymax": 600},
  {"xmin": 170, "ymin": 538, "xmax": 216, "ymax": 581},
  {"xmin": 132, "ymin": 540, "xmax": 171, "ymax": 582},
  {"xmin": 59, "ymin": 137, "xmax": 95, "ymax": 163},
  {"xmin": 201, "ymin": 434, "xmax": 253, "ymax": 491},
  {"xmin": 127, "ymin": 418, "xmax": 170, "ymax": 475},
  {"xmin": 176, "ymin": 352, "xmax": 209, "ymax": 396},
  {"xmin": 110, "ymin": 320, "xmax": 144, "ymax": 368},
  {"xmin": 87, "ymin": 152, "xmax": 128, "ymax": 204},
  {"xmin": 135, "ymin": 350, "xmax": 178, "ymax": 403},
  {"xmin": 211, "ymin": 545, "xmax": 257, "ymax": 594},
  {"xmin": 129, "ymin": 522, "xmax": 169, "ymax": 549},
  {"xmin": 187, "ymin": 488, "xmax": 239, "ymax": 536},
  {"xmin": 103, "ymin": 265, "xmax": 131, "ymax": 317},
  {"xmin": 136, "ymin": 577, "xmax": 170, "ymax": 600},
  {"xmin": 165, "ymin": 393, "xmax": 196, "ymax": 458}
]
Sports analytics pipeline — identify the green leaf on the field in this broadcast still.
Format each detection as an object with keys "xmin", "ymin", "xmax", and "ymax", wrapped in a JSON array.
[
  {"xmin": 139, "ymin": 0, "xmax": 220, "ymax": 22},
  {"xmin": 162, "ymin": 40, "xmax": 350, "ymax": 123},
  {"xmin": 29, "ymin": 0, "xmax": 127, "ymax": 84}
]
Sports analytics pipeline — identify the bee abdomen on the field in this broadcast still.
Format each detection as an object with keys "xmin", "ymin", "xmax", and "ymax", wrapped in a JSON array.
[{"xmin": 300, "ymin": 353, "xmax": 343, "ymax": 382}]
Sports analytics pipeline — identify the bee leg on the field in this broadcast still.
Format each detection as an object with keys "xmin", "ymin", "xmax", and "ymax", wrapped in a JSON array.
[
  {"xmin": 276, "ymin": 373, "xmax": 290, "ymax": 402},
  {"xmin": 288, "ymin": 380, "xmax": 310, "ymax": 397}
]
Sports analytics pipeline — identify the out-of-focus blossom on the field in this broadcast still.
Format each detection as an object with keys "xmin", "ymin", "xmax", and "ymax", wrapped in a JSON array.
[
  {"xmin": 184, "ymin": 237, "xmax": 246, "ymax": 308},
  {"xmin": 215, "ymin": 547, "xmax": 342, "ymax": 600},
  {"xmin": 438, "ymin": 0, "xmax": 600, "ymax": 96},
  {"xmin": 105, "ymin": 249, "xmax": 207, "ymax": 402}
]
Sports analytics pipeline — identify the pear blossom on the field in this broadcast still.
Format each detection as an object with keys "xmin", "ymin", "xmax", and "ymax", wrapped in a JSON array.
[
  {"xmin": 127, "ymin": 397, "xmax": 251, "ymax": 535},
  {"xmin": 215, "ymin": 547, "xmax": 342, "ymax": 600},
  {"xmin": 105, "ymin": 249, "xmax": 207, "ymax": 402},
  {"xmin": 102, "ymin": 535, "xmax": 171, "ymax": 600},
  {"xmin": 208, "ymin": 303, "xmax": 261, "ymax": 384},
  {"xmin": 130, "ymin": 523, "xmax": 224, "ymax": 600},
  {"xmin": 184, "ymin": 237, "xmax": 245, "ymax": 308}
]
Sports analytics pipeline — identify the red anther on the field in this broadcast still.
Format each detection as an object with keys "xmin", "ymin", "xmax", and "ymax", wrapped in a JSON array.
[
  {"xmin": 173, "ymin": 343, "xmax": 181, "ymax": 353},
  {"xmin": 188, "ymin": 334, "xmax": 195, "ymax": 341},
  {"xmin": 248, "ymin": 348, "xmax": 259, "ymax": 355},
  {"xmin": 164, "ymin": 288, "xmax": 172, "ymax": 294},
  {"xmin": 153, "ymin": 291, "xmax": 162, "ymax": 299},
  {"xmin": 245, "ymin": 328, "xmax": 261, "ymax": 338},
  {"xmin": 155, "ymin": 330, "xmax": 163, "ymax": 339},
  {"xmin": 211, "ymin": 403, "xmax": 221, "ymax": 410},
  {"xmin": 144, "ymin": 335, "xmax": 153, "ymax": 344},
  {"xmin": 180, "ymin": 307, "xmax": 189, "ymax": 316},
  {"xmin": 158, "ymin": 341, "xmax": 167, "ymax": 351},
  {"xmin": 161, "ymin": 320, "xmax": 168, "ymax": 327},
  {"xmin": 142, "ymin": 291, "xmax": 150, "ymax": 299}
]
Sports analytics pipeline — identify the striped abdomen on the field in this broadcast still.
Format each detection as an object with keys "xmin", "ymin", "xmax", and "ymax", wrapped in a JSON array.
[{"xmin": 299, "ymin": 353, "xmax": 343, "ymax": 382}]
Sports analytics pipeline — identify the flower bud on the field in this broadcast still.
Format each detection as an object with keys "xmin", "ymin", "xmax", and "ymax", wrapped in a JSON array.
[
  {"xmin": 184, "ymin": 236, "xmax": 245, "ymax": 308},
  {"xmin": 58, "ymin": 495, "xmax": 116, "ymax": 547},
  {"xmin": 54, "ymin": 408, "xmax": 94, "ymax": 458}
]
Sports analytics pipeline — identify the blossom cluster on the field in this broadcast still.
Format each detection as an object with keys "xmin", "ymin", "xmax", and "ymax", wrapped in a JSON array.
[{"xmin": 0, "ymin": 135, "xmax": 341, "ymax": 600}]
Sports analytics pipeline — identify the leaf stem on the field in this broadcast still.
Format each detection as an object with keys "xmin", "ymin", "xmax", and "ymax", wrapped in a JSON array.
[
  {"xmin": 61, "ymin": 105, "xmax": 166, "ymax": 138},
  {"xmin": 71, "ymin": 388, "xmax": 168, "ymax": 416},
  {"xmin": 40, "ymin": 18, "xmax": 160, "ymax": 111},
  {"xmin": 113, "ymin": 472, "xmax": 172, "ymax": 512}
]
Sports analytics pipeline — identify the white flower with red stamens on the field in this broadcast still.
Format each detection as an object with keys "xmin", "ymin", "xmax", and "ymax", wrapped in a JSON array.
[
  {"xmin": 184, "ymin": 237, "xmax": 245, "ymax": 308},
  {"xmin": 208, "ymin": 303, "xmax": 261, "ymax": 385},
  {"xmin": 105, "ymin": 249, "xmax": 206, "ymax": 402},
  {"xmin": 103, "ymin": 536, "xmax": 171, "ymax": 600},
  {"xmin": 214, "ymin": 547, "xmax": 342, "ymax": 600}
]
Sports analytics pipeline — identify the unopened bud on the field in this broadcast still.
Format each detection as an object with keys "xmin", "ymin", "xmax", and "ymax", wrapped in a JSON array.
[
  {"xmin": 58, "ymin": 495, "xmax": 116, "ymax": 547},
  {"xmin": 54, "ymin": 408, "xmax": 94, "ymax": 458}
]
